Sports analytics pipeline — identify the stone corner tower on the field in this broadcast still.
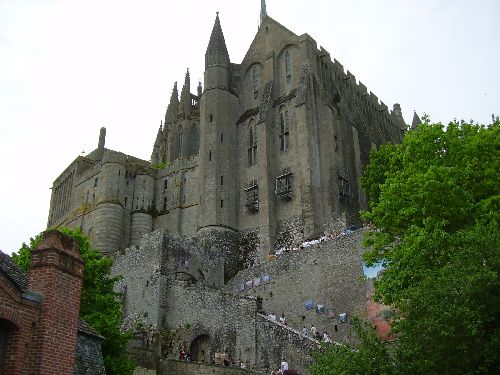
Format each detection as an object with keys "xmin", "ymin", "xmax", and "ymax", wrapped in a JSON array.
[{"xmin": 197, "ymin": 13, "xmax": 240, "ymax": 281}]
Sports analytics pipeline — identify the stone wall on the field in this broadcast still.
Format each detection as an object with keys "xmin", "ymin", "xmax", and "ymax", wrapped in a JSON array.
[
  {"xmin": 160, "ymin": 360, "xmax": 259, "ymax": 375},
  {"xmin": 225, "ymin": 229, "xmax": 367, "ymax": 344},
  {"xmin": 112, "ymin": 231, "xmax": 167, "ymax": 328},
  {"xmin": 255, "ymin": 314, "xmax": 319, "ymax": 374},
  {"xmin": 74, "ymin": 333, "xmax": 106, "ymax": 375}
]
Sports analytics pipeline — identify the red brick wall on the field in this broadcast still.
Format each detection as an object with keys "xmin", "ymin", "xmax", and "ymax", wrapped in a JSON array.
[
  {"xmin": 0, "ymin": 230, "xmax": 84, "ymax": 375},
  {"xmin": 0, "ymin": 275, "xmax": 39, "ymax": 375},
  {"xmin": 27, "ymin": 230, "xmax": 83, "ymax": 375}
]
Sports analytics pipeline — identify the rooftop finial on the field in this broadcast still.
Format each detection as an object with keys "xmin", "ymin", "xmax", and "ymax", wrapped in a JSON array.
[{"xmin": 260, "ymin": 0, "xmax": 267, "ymax": 25}]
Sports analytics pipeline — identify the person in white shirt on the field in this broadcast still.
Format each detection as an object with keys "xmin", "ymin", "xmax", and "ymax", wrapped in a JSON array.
[
  {"xmin": 269, "ymin": 311, "xmax": 277, "ymax": 321},
  {"xmin": 280, "ymin": 359, "xmax": 289, "ymax": 372},
  {"xmin": 279, "ymin": 313, "xmax": 286, "ymax": 325}
]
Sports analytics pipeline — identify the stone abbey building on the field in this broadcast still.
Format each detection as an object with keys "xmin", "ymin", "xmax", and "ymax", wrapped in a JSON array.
[
  {"xmin": 47, "ymin": 3, "xmax": 405, "ymax": 262},
  {"xmin": 46, "ymin": 2, "xmax": 406, "ymax": 373}
]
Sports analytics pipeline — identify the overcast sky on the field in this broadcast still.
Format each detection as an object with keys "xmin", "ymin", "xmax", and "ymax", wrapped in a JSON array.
[{"xmin": 0, "ymin": 0, "xmax": 498, "ymax": 255}]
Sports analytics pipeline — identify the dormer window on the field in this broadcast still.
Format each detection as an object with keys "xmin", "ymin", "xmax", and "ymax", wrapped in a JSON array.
[
  {"xmin": 276, "ymin": 168, "xmax": 293, "ymax": 201},
  {"xmin": 244, "ymin": 179, "xmax": 259, "ymax": 213}
]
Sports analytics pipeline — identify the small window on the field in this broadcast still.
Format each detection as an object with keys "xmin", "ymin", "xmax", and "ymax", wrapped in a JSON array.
[
  {"xmin": 118, "ymin": 170, "xmax": 121, "ymax": 176},
  {"xmin": 163, "ymin": 197, "xmax": 168, "ymax": 211},
  {"xmin": 220, "ymin": 176, "xmax": 224, "ymax": 185},
  {"xmin": 220, "ymin": 133, "xmax": 224, "ymax": 143},
  {"xmin": 244, "ymin": 179, "xmax": 259, "ymax": 213},
  {"xmin": 220, "ymin": 200, "xmax": 224, "ymax": 208},
  {"xmin": 209, "ymin": 150, "xmax": 212, "ymax": 161},
  {"xmin": 279, "ymin": 109, "xmax": 290, "ymax": 151},
  {"xmin": 94, "ymin": 178, "xmax": 98, "ymax": 187},
  {"xmin": 276, "ymin": 169, "xmax": 293, "ymax": 201},
  {"xmin": 253, "ymin": 66, "xmax": 260, "ymax": 99},
  {"xmin": 285, "ymin": 50, "xmax": 292, "ymax": 82},
  {"xmin": 248, "ymin": 121, "xmax": 257, "ymax": 166},
  {"xmin": 178, "ymin": 127, "xmax": 184, "ymax": 158},
  {"xmin": 164, "ymin": 179, "xmax": 168, "ymax": 189},
  {"xmin": 209, "ymin": 114, "xmax": 213, "ymax": 123},
  {"xmin": 189, "ymin": 126, "xmax": 198, "ymax": 156},
  {"xmin": 125, "ymin": 197, "xmax": 128, "ymax": 206}
]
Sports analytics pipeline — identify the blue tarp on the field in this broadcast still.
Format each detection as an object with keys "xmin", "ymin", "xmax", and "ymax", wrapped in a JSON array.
[{"xmin": 304, "ymin": 300, "xmax": 314, "ymax": 310}]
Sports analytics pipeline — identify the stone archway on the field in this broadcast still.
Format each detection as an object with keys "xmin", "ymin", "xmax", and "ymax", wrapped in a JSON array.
[
  {"xmin": 0, "ymin": 318, "xmax": 18, "ymax": 374},
  {"xmin": 190, "ymin": 334, "xmax": 210, "ymax": 363}
]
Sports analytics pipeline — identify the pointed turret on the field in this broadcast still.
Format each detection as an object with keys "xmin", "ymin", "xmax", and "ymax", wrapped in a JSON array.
[
  {"xmin": 165, "ymin": 82, "xmax": 179, "ymax": 124},
  {"xmin": 205, "ymin": 13, "xmax": 229, "ymax": 69},
  {"xmin": 260, "ymin": 0, "xmax": 267, "ymax": 25},
  {"xmin": 151, "ymin": 121, "xmax": 164, "ymax": 164},
  {"xmin": 411, "ymin": 111, "xmax": 422, "ymax": 130},
  {"xmin": 179, "ymin": 69, "xmax": 191, "ymax": 114},
  {"xmin": 197, "ymin": 80, "xmax": 202, "ymax": 97}
]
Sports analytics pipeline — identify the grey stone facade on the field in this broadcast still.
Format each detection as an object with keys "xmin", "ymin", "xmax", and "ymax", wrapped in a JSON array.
[
  {"xmin": 47, "ymin": 6, "xmax": 405, "ymax": 259},
  {"xmin": 48, "ymin": 3, "xmax": 405, "ymax": 374},
  {"xmin": 111, "ymin": 229, "xmax": 367, "ymax": 374}
]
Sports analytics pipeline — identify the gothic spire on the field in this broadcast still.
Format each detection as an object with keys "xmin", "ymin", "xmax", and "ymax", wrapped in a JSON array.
[
  {"xmin": 179, "ymin": 68, "xmax": 191, "ymax": 114},
  {"xmin": 165, "ymin": 82, "xmax": 179, "ymax": 124},
  {"xmin": 260, "ymin": 0, "xmax": 267, "ymax": 25},
  {"xmin": 205, "ymin": 12, "xmax": 229, "ymax": 69},
  {"xmin": 411, "ymin": 111, "xmax": 422, "ymax": 130}
]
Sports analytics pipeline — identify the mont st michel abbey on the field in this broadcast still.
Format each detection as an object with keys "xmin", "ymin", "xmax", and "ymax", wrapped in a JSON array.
[{"xmin": 46, "ymin": 1, "xmax": 407, "ymax": 373}]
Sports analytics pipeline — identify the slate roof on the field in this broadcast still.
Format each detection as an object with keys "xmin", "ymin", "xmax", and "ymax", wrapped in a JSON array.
[
  {"xmin": 78, "ymin": 320, "xmax": 105, "ymax": 340},
  {"xmin": 0, "ymin": 250, "xmax": 29, "ymax": 292}
]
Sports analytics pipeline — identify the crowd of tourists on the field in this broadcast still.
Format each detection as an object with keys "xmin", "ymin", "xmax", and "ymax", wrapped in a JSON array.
[{"xmin": 273, "ymin": 224, "xmax": 360, "ymax": 256}]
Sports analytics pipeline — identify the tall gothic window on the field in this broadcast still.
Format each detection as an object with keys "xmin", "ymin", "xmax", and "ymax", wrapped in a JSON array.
[
  {"xmin": 285, "ymin": 50, "xmax": 292, "ymax": 82},
  {"xmin": 279, "ymin": 108, "xmax": 290, "ymax": 151},
  {"xmin": 189, "ymin": 125, "xmax": 197, "ymax": 157},
  {"xmin": 253, "ymin": 66, "xmax": 260, "ymax": 99},
  {"xmin": 248, "ymin": 121, "xmax": 257, "ymax": 166},
  {"xmin": 178, "ymin": 127, "xmax": 184, "ymax": 158}
]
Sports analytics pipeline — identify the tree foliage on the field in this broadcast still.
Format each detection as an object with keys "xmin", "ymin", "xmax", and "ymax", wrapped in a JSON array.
[
  {"xmin": 310, "ymin": 317, "xmax": 395, "ymax": 375},
  {"xmin": 312, "ymin": 119, "xmax": 499, "ymax": 374},
  {"xmin": 13, "ymin": 227, "xmax": 136, "ymax": 375}
]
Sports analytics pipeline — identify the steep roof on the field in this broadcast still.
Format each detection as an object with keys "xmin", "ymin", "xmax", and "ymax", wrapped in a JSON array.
[
  {"xmin": 0, "ymin": 250, "xmax": 29, "ymax": 292},
  {"xmin": 205, "ymin": 13, "xmax": 229, "ymax": 66}
]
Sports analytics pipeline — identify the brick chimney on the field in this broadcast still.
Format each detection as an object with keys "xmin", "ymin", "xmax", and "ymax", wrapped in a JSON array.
[{"xmin": 28, "ymin": 230, "xmax": 83, "ymax": 375}]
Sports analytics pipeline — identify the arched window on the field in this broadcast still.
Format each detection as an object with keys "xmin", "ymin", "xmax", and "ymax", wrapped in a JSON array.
[
  {"xmin": 248, "ymin": 121, "xmax": 257, "ymax": 166},
  {"xmin": 253, "ymin": 66, "xmax": 260, "ymax": 99},
  {"xmin": 178, "ymin": 127, "xmax": 184, "ymax": 158},
  {"xmin": 279, "ymin": 108, "xmax": 290, "ymax": 151},
  {"xmin": 285, "ymin": 50, "xmax": 292, "ymax": 82},
  {"xmin": 189, "ymin": 126, "xmax": 197, "ymax": 157}
]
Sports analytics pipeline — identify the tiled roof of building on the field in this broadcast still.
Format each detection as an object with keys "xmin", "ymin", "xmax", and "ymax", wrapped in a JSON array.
[
  {"xmin": 78, "ymin": 320, "xmax": 105, "ymax": 339},
  {"xmin": 0, "ymin": 250, "xmax": 29, "ymax": 292}
]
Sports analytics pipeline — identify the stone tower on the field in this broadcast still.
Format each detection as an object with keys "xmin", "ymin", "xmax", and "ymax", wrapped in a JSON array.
[{"xmin": 198, "ymin": 13, "xmax": 240, "ymax": 279}]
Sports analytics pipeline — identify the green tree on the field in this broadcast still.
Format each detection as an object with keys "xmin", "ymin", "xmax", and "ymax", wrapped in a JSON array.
[
  {"xmin": 361, "ymin": 119, "xmax": 500, "ymax": 374},
  {"xmin": 310, "ymin": 317, "xmax": 395, "ymax": 375},
  {"xmin": 13, "ymin": 227, "xmax": 136, "ymax": 375}
]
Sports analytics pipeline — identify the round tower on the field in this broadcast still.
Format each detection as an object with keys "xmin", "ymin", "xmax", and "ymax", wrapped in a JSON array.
[
  {"xmin": 92, "ymin": 153, "xmax": 125, "ymax": 256},
  {"xmin": 197, "ymin": 13, "xmax": 240, "ymax": 281},
  {"xmin": 129, "ymin": 172, "xmax": 155, "ymax": 247}
]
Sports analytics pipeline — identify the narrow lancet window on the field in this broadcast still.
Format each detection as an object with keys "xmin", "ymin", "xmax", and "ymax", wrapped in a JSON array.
[{"xmin": 285, "ymin": 50, "xmax": 292, "ymax": 82}]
